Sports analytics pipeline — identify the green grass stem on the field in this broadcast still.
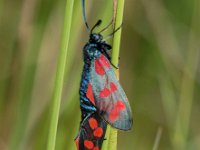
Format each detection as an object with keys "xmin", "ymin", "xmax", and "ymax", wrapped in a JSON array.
[
  {"xmin": 152, "ymin": 127, "xmax": 162, "ymax": 150},
  {"xmin": 111, "ymin": 0, "xmax": 125, "ymax": 66},
  {"xmin": 173, "ymin": 0, "xmax": 200, "ymax": 149},
  {"xmin": 47, "ymin": 0, "xmax": 74, "ymax": 150},
  {"xmin": 102, "ymin": 0, "xmax": 125, "ymax": 150}
]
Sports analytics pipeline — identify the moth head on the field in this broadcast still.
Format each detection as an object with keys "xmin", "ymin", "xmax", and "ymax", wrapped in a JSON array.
[{"xmin": 89, "ymin": 33, "xmax": 103, "ymax": 43}]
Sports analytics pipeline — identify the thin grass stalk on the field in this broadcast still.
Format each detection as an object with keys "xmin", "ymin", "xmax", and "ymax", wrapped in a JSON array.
[
  {"xmin": 111, "ymin": 0, "xmax": 125, "ymax": 66},
  {"xmin": 152, "ymin": 127, "xmax": 162, "ymax": 150},
  {"xmin": 173, "ymin": 0, "xmax": 200, "ymax": 149},
  {"xmin": 55, "ymin": 2, "xmax": 82, "ymax": 150},
  {"xmin": 158, "ymin": 75, "xmax": 176, "ymax": 144},
  {"xmin": 102, "ymin": 0, "xmax": 125, "ymax": 150},
  {"xmin": 56, "ymin": 68, "xmax": 82, "ymax": 149},
  {"xmin": 47, "ymin": 0, "xmax": 74, "ymax": 150}
]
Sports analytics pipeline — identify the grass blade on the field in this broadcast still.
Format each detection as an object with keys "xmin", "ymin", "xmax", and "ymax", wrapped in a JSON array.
[
  {"xmin": 47, "ymin": 0, "xmax": 74, "ymax": 149},
  {"xmin": 102, "ymin": 0, "xmax": 125, "ymax": 150}
]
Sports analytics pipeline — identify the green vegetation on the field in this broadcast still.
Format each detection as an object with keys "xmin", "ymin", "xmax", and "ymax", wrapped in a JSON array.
[
  {"xmin": 102, "ymin": 1, "xmax": 125, "ymax": 150},
  {"xmin": 47, "ymin": 0, "xmax": 74, "ymax": 150},
  {"xmin": 0, "ymin": 0, "xmax": 200, "ymax": 150}
]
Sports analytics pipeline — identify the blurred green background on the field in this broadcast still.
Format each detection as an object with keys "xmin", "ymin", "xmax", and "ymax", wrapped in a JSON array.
[{"xmin": 0, "ymin": 0, "xmax": 200, "ymax": 149}]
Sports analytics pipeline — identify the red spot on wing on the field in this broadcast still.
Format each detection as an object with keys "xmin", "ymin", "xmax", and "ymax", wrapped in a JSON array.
[
  {"xmin": 93, "ymin": 127, "xmax": 103, "ymax": 138},
  {"xmin": 99, "ymin": 88, "xmax": 111, "ymax": 98},
  {"xmin": 88, "ymin": 118, "xmax": 98, "ymax": 130},
  {"xmin": 99, "ymin": 54, "xmax": 111, "ymax": 69},
  {"xmin": 75, "ymin": 137, "xmax": 79, "ymax": 150},
  {"xmin": 93, "ymin": 147, "xmax": 100, "ymax": 150},
  {"xmin": 84, "ymin": 140, "xmax": 94, "ymax": 149},
  {"xmin": 108, "ymin": 101, "xmax": 126, "ymax": 123},
  {"xmin": 86, "ymin": 83, "xmax": 95, "ymax": 105},
  {"xmin": 110, "ymin": 82, "xmax": 117, "ymax": 92},
  {"xmin": 109, "ymin": 108, "xmax": 120, "ymax": 123},
  {"xmin": 95, "ymin": 59, "xmax": 105, "ymax": 75},
  {"xmin": 116, "ymin": 101, "xmax": 125, "ymax": 110}
]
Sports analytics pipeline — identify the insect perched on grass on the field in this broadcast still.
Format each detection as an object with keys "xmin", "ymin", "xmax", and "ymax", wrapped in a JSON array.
[{"xmin": 75, "ymin": 0, "xmax": 133, "ymax": 150}]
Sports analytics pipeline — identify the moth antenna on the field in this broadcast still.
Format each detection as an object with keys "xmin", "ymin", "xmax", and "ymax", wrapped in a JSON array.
[
  {"xmin": 82, "ymin": 0, "xmax": 90, "ymax": 33},
  {"xmin": 91, "ymin": 19, "xmax": 102, "ymax": 33},
  {"xmin": 104, "ymin": 23, "xmax": 123, "ymax": 41},
  {"xmin": 99, "ymin": 19, "xmax": 113, "ymax": 33}
]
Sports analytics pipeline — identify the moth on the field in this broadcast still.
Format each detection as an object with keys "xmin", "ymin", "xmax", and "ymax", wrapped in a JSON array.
[{"xmin": 75, "ymin": 1, "xmax": 133, "ymax": 150}]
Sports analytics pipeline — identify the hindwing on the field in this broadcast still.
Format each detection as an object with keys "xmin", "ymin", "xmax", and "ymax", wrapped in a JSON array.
[{"xmin": 75, "ymin": 113, "xmax": 107, "ymax": 150}]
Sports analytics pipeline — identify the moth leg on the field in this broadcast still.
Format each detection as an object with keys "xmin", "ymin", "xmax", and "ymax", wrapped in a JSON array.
[
  {"xmin": 101, "ymin": 49, "xmax": 119, "ymax": 69},
  {"xmin": 101, "ymin": 48, "xmax": 111, "ymax": 61},
  {"xmin": 111, "ymin": 63, "xmax": 119, "ymax": 69}
]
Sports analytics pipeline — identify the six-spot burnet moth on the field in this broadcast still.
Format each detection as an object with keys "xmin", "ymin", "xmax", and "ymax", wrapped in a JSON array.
[{"xmin": 75, "ymin": 1, "xmax": 133, "ymax": 150}]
